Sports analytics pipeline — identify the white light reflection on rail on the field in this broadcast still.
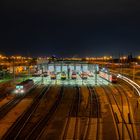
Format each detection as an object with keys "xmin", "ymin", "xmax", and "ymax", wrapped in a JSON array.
[{"xmin": 117, "ymin": 74, "xmax": 140, "ymax": 96}]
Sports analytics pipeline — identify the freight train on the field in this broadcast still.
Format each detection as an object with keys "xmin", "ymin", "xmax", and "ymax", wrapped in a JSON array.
[
  {"xmin": 15, "ymin": 79, "xmax": 34, "ymax": 93},
  {"xmin": 99, "ymin": 71, "xmax": 117, "ymax": 83}
]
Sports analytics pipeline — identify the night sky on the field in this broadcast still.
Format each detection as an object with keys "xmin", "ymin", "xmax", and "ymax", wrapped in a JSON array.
[{"xmin": 0, "ymin": 0, "xmax": 140, "ymax": 57}]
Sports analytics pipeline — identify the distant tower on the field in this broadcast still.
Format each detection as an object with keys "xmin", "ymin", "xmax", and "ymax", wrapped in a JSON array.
[{"xmin": 128, "ymin": 53, "xmax": 133, "ymax": 62}]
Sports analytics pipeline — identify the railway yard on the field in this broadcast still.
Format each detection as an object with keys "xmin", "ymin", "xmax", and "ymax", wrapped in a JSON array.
[{"xmin": 0, "ymin": 74, "xmax": 140, "ymax": 140}]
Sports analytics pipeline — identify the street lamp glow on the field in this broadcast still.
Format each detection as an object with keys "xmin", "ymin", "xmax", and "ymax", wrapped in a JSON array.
[
  {"xmin": 123, "ymin": 56, "xmax": 127, "ymax": 60},
  {"xmin": 120, "ymin": 56, "xmax": 127, "ymax": 60}
]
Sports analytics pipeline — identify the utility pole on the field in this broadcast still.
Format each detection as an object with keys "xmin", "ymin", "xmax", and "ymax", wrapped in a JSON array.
[
  {"xmin": 68, "ymin": 66, "xmax": 70, "ymax": 80},
  {"xmin": 95, "ymin": 65, "xmax": 97, "ymax": 85},
  {"xmin": 41, "ymin": 64, "xmax": 44, "ymax": 84}
]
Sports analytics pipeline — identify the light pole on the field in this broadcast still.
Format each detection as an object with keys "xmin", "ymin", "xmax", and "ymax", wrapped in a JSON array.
[
  {"xmin": 120, "ymin": 56, "xmax": 127, "ymax": 76},
  {"xmin": 95, "ymin": 65, "xmax": 97, "ymax": 85},
  {"xmin": 12, "ymin": 56, "xmax": 15, "ymax": 81},
  {"xmin": 138, "ymin": 56, "xmax": 140, "ymax": 64},
  {"xmin": 133, "ymin": 63, "xmax": 136, "ymax": 82},
  {"xmin": 132, "ymin": 63, "xmax": 136, "ymax": 95}
]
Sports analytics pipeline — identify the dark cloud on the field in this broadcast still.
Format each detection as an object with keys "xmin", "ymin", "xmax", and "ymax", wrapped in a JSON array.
[
  {"xmin": 0, "ymin": 0, "xmax": 140, "ymax": 57},
  {"xmin": 2, "ymin": 0, "xmax": 140, "ymax": 14}
]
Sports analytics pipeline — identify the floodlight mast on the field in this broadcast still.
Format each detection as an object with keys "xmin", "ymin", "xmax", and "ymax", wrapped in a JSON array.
[
  {"xmin": 68, "ymin": 67, "xmax": 70, "ymax": 80},
  {"xmin": 95, "ymin": 65, "xmax": 97, "ymax": 85},
  {"xmin": 12, "ymin": 58, "xmax": 15, "ymax": 81}
]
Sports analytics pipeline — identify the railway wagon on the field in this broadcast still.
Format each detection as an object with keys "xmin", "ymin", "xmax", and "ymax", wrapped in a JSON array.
[
  {"xmin": 87, "ymin": 71, "xmax": 94, "ymax": 77},
  {"xmin": 80, "ymin": 72, "xmax": 88, "ymax": 79},
  {"xmin": 43, "ymin": 72, "xmax": 48, "ymax": 77},
  {"xmin": 50, "ymin": 72, "xmax": 56, "ymax": 79},
  {"xmin": 61, "ymin": 72, "xmax": 66, "ymax": 80},
  {"xmin": 99, "ymin": 71, "xmax": 117, "ymax": 83},
  {"xmin": 15, "ymin": 79, "xmax": 34, "ymax": 93},
  {"xmin": 71, "ymin": 72, "xmax": 77, "ymax": 79},
  {"xmin": 32, "ymin": 73, "xmax": 40, "ymax": 77}
]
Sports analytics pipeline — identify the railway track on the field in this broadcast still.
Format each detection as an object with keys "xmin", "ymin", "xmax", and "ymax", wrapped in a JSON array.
[
  {"xmin": 3, "ymin": 85, "xmax": 64, "ymax": 139},
  {"xmin": 36, "ymin": 86, "xmax": 77, "ymax": 140},
  {"xmin": 61, "ymin": 85, "xmax": 81, "ymax": 140},
  {"xmin": 102, "ymin": 85, "xmax": 123, "ymax": 140},
  {"xmin": 81, "ymin": 86, "xmax": 101, "ymax": 140},
  {"xmin": 102, "ymin": 85, "xmax": 137, "ymax": 140},
  {"xmin": 0, "ymin": 83, "xmax": 39, "ymax": 120},
  {"xmin": 0, "ymin": 78, "xmax": 42, "ymax": 118},
  {"xmin": 114, "ymin": 85, "xmax": 138, "ymax": 140},
  {"xmin": 2, "ymin": 84, "xmax": 51, "ymax": 140},
  {"xmin": 118, "ymin": 75, "xmax": 140, "ymax": 96},
  {"xmin": 24, "ymin": 86, "xmax": 64, "ymax": 140},
  {"xmin": 118, "ymin": 79, "xmax": 138, "ymax": 96},
  {"xmin": 118, "ymin": 80, "xmax": 140, "ymax": 138}
]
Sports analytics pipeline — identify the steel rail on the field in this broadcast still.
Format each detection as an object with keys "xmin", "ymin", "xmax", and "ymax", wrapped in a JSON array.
[
  {"xmin": 24, "ymin": 86, "xmax": 64, "ymax": 140},
  {"xmin": 2, "ymin": 83, "xmax": 51, "ymax": 140}
]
